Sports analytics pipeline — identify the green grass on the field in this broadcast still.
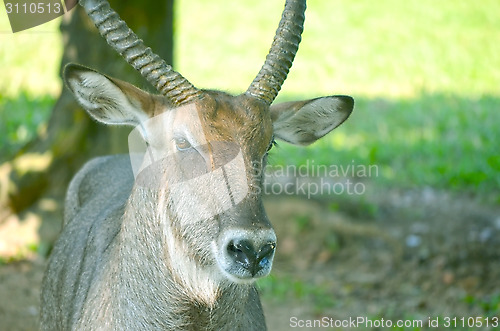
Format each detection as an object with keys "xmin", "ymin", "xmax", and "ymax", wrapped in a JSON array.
[
  {"xmin": 0, "ymin": 6, "xmax": 61, "ymax": 158},
  {"xmin": 1, "ymin": 0, "xmax": 500, "ymax": 199},
  {"xmin": 0, "ymin": 93, "xmax": 54, "ymax": 160},
  {"xmin": 463, "ymin": 293, "xmax": 500, "ymax": 318},
  {"xmin": 257, "ymin": 274, "xmax": 337, "ymax": 314}
]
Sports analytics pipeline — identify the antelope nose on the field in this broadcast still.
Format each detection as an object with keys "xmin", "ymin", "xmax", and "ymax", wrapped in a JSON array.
[{"xmin": 227, "ymin": 239, "xmax": 276, "ymax": 276}]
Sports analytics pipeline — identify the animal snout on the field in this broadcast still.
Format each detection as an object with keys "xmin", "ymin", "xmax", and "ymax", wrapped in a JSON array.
[
  {"xmin": 226, "ymin": 239, "xmax": 276, "ymax": 277},
  {"xmin": 216, "ymin": 229, "xmax": 276, "ymax": 282}
]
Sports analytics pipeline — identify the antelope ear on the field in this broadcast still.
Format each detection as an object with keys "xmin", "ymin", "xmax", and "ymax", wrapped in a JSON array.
[
  {"xmin": 269, "ymin": 95, "xmax": 354, "ymax": 145},
  {"xmin": 64, "ymin": 63, "xmax": 158, "ymax": 126}
]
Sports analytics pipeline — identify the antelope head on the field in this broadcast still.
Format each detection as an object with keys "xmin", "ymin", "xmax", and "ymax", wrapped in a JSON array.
[{"xmin": 64, "ymin": 0, "xmax": 353, "ymax": 286}]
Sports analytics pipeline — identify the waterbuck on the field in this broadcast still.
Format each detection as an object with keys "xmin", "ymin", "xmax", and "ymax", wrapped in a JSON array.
[{"xmin": 40, "ymin": 0, "xmax": 354, "ymax": 329}]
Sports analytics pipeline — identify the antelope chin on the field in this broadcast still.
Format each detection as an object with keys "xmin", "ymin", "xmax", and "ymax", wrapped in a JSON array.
[
  {"xmin": 216, "ymin": 259, "xmax": 274, "ymax": 285},
  {"xmin": 220, "ymin": 264, "xmax": 273, "ymax": 285}
]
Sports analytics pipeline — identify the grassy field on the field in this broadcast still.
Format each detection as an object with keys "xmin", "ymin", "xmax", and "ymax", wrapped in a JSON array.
[{"xmin": 1, "ymin": 0, "xmax": 499, "ymax": 199}]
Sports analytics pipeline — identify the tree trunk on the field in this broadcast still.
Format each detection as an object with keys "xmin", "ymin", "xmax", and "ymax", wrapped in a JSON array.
[{"xmin": 0, "ymin": 0, "xmax": 174, "ymax": 219}]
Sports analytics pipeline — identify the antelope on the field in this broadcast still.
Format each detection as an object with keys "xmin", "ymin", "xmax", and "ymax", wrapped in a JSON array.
[{"xmin": 40, "ymin": 0, "xmax": 354, "ymax": 330}]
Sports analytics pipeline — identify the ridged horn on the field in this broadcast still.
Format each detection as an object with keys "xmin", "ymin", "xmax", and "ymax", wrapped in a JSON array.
[
  {"xmin": 79, "ymin": 0, "xmax": 201, "ymax": 105},
  {"xmin": 246, "ymin": 0, "xmax": 306, "ymax": 105}
]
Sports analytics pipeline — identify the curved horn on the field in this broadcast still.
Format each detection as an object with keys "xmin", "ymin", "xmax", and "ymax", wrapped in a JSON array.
[
  {"xmin": 246, "ymin": 0, "xmax": 306, "ymax": 105},
  {"xmin": 79, "ymin": 0, "xmax": 201, "ymax": 105}
]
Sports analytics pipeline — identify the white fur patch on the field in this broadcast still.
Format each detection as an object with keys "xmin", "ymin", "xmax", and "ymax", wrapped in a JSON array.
[
  {"xmin": 304, "ymin": 98, "xmax": 348, "ymax": 137},
  {"xmin": 158, "ymin": 195, "xmax": 221, "ymax": 307}
]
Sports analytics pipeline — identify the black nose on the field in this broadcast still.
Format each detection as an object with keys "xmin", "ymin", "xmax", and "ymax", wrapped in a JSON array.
[{"xmin": 227, "ymin": 239, "xmax": 276, "ymax": 276}]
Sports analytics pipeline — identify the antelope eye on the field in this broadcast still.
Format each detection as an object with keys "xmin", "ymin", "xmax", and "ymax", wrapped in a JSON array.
[{"xmin": 174, "ymin": 137, "xmax": 192, "ymax": 151}]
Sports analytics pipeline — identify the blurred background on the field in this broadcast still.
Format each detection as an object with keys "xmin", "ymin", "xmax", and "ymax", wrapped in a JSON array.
[{"xmin": 1, "ymin": 0, "xmax": 499, "ymax": 330}]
